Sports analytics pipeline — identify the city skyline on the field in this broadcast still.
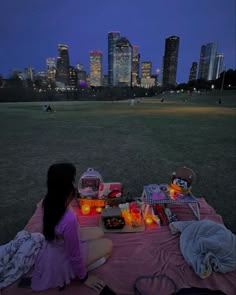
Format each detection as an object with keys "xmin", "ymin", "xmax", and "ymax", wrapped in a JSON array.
[{"xmin": 0, "ymin": 0, "xmax": 235, "ymax": 83}]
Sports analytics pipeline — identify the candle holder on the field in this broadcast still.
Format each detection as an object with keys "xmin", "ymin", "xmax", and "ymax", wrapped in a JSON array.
[
  {"xmin": 81, "ymin": 204, "xmax": 91, "ymax": 215},
  {"xmin": 96, "ymin": 207, "xmax": 103, "ymax": 214},
  {"xmin": 121, "ymin": 209, "xmax": 132, "ymax": 225},
  {"xmin": 131, "ymin": 208, "xmax": 142, "ymax": 227},
  {"xmin": 145, "ymin": 215, "xmax": 153, "ymax": 225}
]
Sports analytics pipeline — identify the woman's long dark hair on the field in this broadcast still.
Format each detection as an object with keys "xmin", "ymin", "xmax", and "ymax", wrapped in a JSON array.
[{"xmin": 43, "ymin": 163, "xmax": 76, "ymax": 241}]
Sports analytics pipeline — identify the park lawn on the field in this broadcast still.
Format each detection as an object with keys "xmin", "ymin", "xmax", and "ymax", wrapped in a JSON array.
[{"xmin": 0, "ymin": 96, "xmax": 236, "ymax": 244}]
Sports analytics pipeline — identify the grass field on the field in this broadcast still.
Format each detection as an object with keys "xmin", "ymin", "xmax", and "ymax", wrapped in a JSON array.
[{"xmin": 0, "ymin": 91, "xmax": 236, "ymax": 244}]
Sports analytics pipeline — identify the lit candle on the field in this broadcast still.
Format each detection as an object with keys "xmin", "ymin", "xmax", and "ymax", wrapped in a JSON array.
[
  {"xmin": 145, "ymin": 216, "xmax": 153, "ymax": 225},
  {"xmin": 96, "ymin": 207, "xmax": 103, "ymax": 213},
  {"xmin": 122, "ymin": 209, "xmax": 132, "ymax": 225},
  {"xmin": 169, "ymin": 188, "xmax": 176, "ymax": 199},
  {"xmin": 81, "ymin": 204, "xmax": 91, "ymax": 215},
  {"xmin": 126, "ymin": 213, "xmax": 132, "ymax": 225}
]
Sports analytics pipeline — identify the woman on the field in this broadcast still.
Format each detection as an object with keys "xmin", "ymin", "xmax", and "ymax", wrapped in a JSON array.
[{"xmin": 31, "ymin": 163, "xmax": 113, "ymax": 292}]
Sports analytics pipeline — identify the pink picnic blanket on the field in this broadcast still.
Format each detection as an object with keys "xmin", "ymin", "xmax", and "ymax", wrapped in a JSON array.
[{"xmin": 1, "ymin": 198, "xmax": 236, "ymax": 295}]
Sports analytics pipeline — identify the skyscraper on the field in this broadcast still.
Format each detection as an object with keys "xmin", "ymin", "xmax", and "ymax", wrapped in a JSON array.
[
  {"xmin": 69, "ymin": 66, "xmax": 77, "ymax": 88},
  {"xmin": 56, "ymin": 44, "xmax": 70, "ymax": 85},
  {"xmin": 213, "ymin": 53, "xmax": 224, "ymax": 80},
  {"xmin": 113, "ymin": 37, "xmax": 133, "ymax": 87},
  {"xmin": 108, "ymin": 31, "xmax": 121, "ymax": 86},
  {"xmin": 46, "ymin": 58, "xmax": 56, "ymax": 69},
  {"xmin": 162, "ymin": 36, "xmax": 180, "ymax": 87},
  {"xmin": 141, "ymin": 62, "xmax": 155, "ymax": 88},
  {"xmin": 188, "ymin": 62, "xmax": 198, "ymax": 82},
  {"xmin": 141, "ymin": 62, "xmax": 152, "ymax": 79},
  {"xmin": 24, "ymin": 67, "xmax": 35, "ymax": 81},
  {"xmin": 46, "ymin": 58, "xmax": 56, "ymax": 81},
  {"xmin": 197, "ymin": 42, "xmax": 217, "ymax": 80},
  {"xmin": 90, "ymin": 51, "xmax": 103, "ymax": 87},
  {"xmin": 76, "ymin": 63, "xmax": 87, "ymax": 87},
  {"xmin": 132, "ymin": 46, "xmax": 140, "ymax": 87}
]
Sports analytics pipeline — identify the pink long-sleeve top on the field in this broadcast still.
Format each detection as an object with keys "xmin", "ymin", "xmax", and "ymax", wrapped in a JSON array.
[{"xmin": 31, "ymin": 209, "xmax": 88, "ymax": 291}]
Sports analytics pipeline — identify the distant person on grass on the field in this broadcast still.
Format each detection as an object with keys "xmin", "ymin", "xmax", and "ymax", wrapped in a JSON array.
[
  {"xmin": 31, "ymin": 163, "xmax": 113, "ymax": 293},
  {"xmin": 43, "ymin": 105, "xmax": 53, "ymax": 112}
]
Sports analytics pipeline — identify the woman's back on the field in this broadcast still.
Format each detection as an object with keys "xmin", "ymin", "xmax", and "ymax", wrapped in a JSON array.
[{"xmin": 31, "ymin": 209, "xmax": 87, "ymax": 291}]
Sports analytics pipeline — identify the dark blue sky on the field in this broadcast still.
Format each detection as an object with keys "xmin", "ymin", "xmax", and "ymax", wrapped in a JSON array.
[{"xmin": 0, "ymin": 0, "xmax": 235, "ymax": 83}]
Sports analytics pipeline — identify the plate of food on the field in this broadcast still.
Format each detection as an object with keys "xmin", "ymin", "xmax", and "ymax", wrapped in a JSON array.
[{"xmin": 103, "ymin": 216, "xmax": 125, "ymax": 229}]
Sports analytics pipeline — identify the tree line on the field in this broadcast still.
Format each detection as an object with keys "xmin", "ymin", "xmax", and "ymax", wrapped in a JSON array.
[{"xmin": 0, "ymin": 70, "xmax": 235, "ymax": 103}]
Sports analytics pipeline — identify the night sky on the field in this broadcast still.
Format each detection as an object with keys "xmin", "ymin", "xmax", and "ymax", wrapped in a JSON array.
[{"xmin": 0, "ymin": 0, "xmax": 235, "ymax": 83}]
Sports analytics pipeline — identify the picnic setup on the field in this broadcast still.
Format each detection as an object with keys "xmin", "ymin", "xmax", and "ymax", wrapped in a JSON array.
[
  {"xmin": 78, "ymin": 167, "xmax": 200, "ymax": 233},
  {"xmin": 1, "ymin": 167, "xmax": 236, "ymax": 295}
]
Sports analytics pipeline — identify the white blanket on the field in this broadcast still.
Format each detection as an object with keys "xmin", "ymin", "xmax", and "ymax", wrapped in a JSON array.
[
  {"xmin": 0, "ymin": 230, "xmax": 44, "ymax": 288},
  {"xmin": 169, "ymin": 220, "xmax": 236, "ymax": 279}
]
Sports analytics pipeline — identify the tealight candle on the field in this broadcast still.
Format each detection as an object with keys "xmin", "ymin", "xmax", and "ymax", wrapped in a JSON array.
[
  {"xmin": 145, "ymin": 216, "xmax": 153, "ymax": 225},
  {"xmin": 96, "ymin": 207, "xmax": 103, "ymax": 213},
  {"xmin": 81, "ymin": 204, "xmax": 91, "ymax": 215}
]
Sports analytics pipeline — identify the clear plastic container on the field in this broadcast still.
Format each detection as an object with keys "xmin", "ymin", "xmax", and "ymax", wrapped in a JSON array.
[{"xmin": 78, "ymin": 168, "xmax": 103, "ymax": 199}]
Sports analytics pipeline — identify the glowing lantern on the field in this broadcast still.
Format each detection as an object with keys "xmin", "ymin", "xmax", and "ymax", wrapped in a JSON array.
[
  {"xmin": 96, "ymin": 207, "xmax": 103, "ymax": 214},
  {"xmin": 81, "ymin": 204, "xmax": 91, "ymax": 215}
]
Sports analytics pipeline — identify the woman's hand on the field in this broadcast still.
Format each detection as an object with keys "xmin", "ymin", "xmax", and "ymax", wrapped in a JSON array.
[{"xmin": 83, "ymin": 274, "xmax": 105, "ymax": 293}]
